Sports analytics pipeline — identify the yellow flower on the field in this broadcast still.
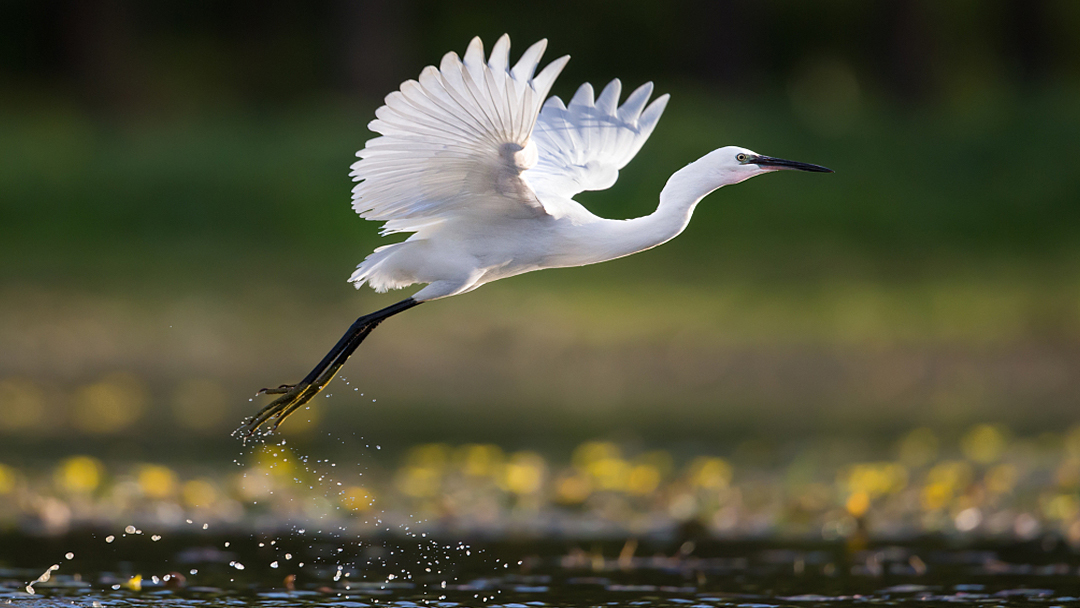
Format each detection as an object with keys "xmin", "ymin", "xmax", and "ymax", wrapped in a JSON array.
[
  {"xmin": 626, "ymin": 465, "xmax": 662, "ymax": 496},
  {"xmin": 502, "ymin": 452, "xmax": 546, "ymax": 495},
  {"xmin": 846, "ymin": 491, "xmax": 871, "ymax": 517},
  {"xmin": 457, "ymin": 444, "xmax": 503, "ymax": 477},
  {"xmin": 341, "ymin": 486, "xmax": 375, "ymax": 511},
  {"xmin": 555, "ymin": 470, "xmax": 593, "ymax": 504},
  {"xmin": 396, "ymin": 466, "xmax": 440, "ymax": 498},
  {"xmin": 572, "ymin": 441, "xmax": 620, "ymax": 469},
  {"xmin": 0, "ymin": 463, "xmax": 17, "ymax": 494},
  {"xmin": 960, "ymin": 424, "xmax": 1009, "ymax": 464},
  {"xmin": 589, "ymin": 457, "xmax": 630, "ymax": 491},
  {"xmin": 688, "ymin": 457, "xmax": 733, "ymax": 490},
  {"xmin": 252, "ymin": 445, "xmax": 297, "ymax": 478},
  {"xmin": 138, "ymin": 465, "xmax": 178, "ymax": 499},
  {"xmin": 921, "ymin": 482, "xmax": 952, "ymax": 511},
  {"xmin": 843, "ymin": 463, "xmax": 908, "ymax": 497},
  {"xmin": 1044, "ymin": 493, "xmax": 1080, "ymax": 521},
  {"xmin": 407, "ymin": 444, "xmax": 451, "ymax": 470},
  {"xmin": 55, "ymin": 456, "xmax": 104, "ymax": 494}
]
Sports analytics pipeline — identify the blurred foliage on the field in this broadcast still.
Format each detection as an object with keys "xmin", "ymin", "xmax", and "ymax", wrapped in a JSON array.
[
  {"xmin": 2, "ymin": 90, "xmax": 1079, "ymax": 285},
  {"xmin": 1, "ymin": 0, "xmax": 1078, "ymax": 282}
]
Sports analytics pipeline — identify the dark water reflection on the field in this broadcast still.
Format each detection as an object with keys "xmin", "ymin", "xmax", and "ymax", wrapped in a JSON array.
[{"xmin": 5, "ymin": 533, "xmax": 1080, "ymax": 607}]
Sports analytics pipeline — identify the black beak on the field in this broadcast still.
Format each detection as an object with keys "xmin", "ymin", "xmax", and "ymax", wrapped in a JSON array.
[{"xmin": 751, "ymin": 155, "xmax": 833, "ymax": 173}]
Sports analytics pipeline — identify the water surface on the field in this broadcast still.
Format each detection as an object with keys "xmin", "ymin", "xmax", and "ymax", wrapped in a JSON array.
[{"xmin": 6, "ymin": 532, "xmax": 1080, "ymax": 607}]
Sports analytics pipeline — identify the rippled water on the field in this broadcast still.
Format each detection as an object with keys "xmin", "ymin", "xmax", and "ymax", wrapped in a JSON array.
[{"xmin": 5, "ymin": 532, "xmax": 1080, "ymax": 607}]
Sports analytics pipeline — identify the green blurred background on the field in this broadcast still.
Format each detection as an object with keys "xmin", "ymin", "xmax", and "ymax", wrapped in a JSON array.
[{"xmin": 2, "ymin": 0, "xmax": 1079, "ymax": 463}]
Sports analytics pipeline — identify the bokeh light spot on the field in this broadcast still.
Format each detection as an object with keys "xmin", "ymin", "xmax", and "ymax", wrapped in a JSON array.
[
  {"xmin": 406, "ymin": 444, "xmax": 451, "ymax": 471},
  {"xmin": 252, "ymin": 445, "xmax": 297, "ymax": 478},
  {"xmin": 341, "ymin": 486, "xmax": 374, "ymax": 511},
  {"xmin": 138, "ymin": 464, "xmax": 178, "ymax": 499},
  {"xmin": 846, "ymin": 490, "xmax": 870, "ymax": 517},
  {"xmin": 502, "ymin": 451, "xmax": 546, "ymax": 495},
  {"xmin": 0, "ymin": 463, "xmax": 17, "ymax": 494},
  {"xmin": 396, "ymin": 465, "xmax": 440, "ymax": 498},
  {"xmin": 961, "ymin": 424, "xmax": 1010, "ymax": 464},
  {"xmin": 572, "ymin": 441, "xmax": 620, "ymax": 470},
  {"xmin": 555, "ymin": 470, "xmax": 592, "ymax": 504},
  {"xmin": 55, "ymin": 456, "xmax": 104, "ymax": 494},
  {"xmin": 456, "ymin": 444, "xmax": 503, "ymax": 477},
  {"xmin": 688, "ymin": 457, "xmax": 734, "ymax": 490},
  {"xmin": 626, "ymin": 464, "xmax": 661, "ymax": 496}
]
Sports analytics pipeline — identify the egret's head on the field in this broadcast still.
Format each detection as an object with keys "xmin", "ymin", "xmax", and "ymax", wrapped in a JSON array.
[{"xmin": 702, "ymin": 146, "xmax": 832, "ymax": 187}]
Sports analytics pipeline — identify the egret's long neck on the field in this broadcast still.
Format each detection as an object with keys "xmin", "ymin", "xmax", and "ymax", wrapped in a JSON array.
[
  {"xmin": 650, "ymin": 160, "xmax": 722, "ymax": 238},
  {"xmin": 583, "ymin": 161, "xmax": 719, "ymax": 263}
]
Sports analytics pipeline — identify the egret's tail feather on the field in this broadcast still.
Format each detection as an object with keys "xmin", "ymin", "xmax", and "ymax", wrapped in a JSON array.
[
  {"xmin": 239, "ymin": 297, "xmax": 421, "ymax": 437},
  {"xmin": 350, "ymin": 242, "xmax": 416, "ymax": 293}
]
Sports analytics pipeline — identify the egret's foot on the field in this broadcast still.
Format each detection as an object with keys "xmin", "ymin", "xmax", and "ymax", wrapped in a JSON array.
[
  {"xmin": 240, "ymin": 298, "xmax": 421, "ymax": 437},
  {"xmin": 258, "ymin": 384, "xmax": 296, "ymax": 395},
  {"xmin": 242, "ymin": 380, "xmax": 324, "ymax": 437}
]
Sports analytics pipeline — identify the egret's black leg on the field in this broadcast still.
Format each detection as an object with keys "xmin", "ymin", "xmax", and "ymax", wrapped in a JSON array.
[{"xmin": 241, "ymin": 297, "xmax": 421, "ymax": 436}]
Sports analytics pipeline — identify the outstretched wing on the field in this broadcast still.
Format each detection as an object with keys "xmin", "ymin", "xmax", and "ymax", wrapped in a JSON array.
[
  {"xmin": 351, "ymin": 35, "xmax": 570, "ymax": 235},
  {"xmin": 523, "ymin": 80, "xmax": 669, "ymax": 203}
]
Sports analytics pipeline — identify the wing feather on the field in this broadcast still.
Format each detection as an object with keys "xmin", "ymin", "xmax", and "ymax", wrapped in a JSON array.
[
  {"xmin": 351, "ymin": 35, "xmax": 569, "ymax": 234},
  {"xmin": 351, "ymin": 35, "xmax": 668, "ymax": 237},
  {"xmin": 523, "ymin": 80, "xmax": 670, "ymax": 202}
]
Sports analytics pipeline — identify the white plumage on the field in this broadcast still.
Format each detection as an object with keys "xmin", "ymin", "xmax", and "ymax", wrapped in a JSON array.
[
  {"xmin": 243, "ymin": 34, "xmax": 830, "ymax": 435},
  {"xmin": 348, "ymin": 34, "xmax": 675, "ymax": 300}
]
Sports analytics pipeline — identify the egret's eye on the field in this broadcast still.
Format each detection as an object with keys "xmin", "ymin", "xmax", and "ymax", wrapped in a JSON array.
[{"xmin": 736, "ymin": 153, "xmax": 749, "ymax": 163}]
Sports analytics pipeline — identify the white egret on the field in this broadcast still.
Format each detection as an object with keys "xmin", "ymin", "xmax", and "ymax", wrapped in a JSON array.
[{"xmin": 243, "ymin": 35, "xmax": 831, "ymax": 435}]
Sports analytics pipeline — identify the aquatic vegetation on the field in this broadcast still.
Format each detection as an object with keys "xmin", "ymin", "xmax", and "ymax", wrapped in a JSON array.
[{"xmin": 2, "ymin": 426, "xmax": 1080, "ymax": 545}]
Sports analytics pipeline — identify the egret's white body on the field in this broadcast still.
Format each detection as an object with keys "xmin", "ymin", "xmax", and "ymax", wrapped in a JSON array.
[
  {"xmin": 348, "ymin": 35, "xmax": 789, "ymax": 302},
  {"xmin": 242, "ymin": 35, "xmax": 830, "ymax": 434}
]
